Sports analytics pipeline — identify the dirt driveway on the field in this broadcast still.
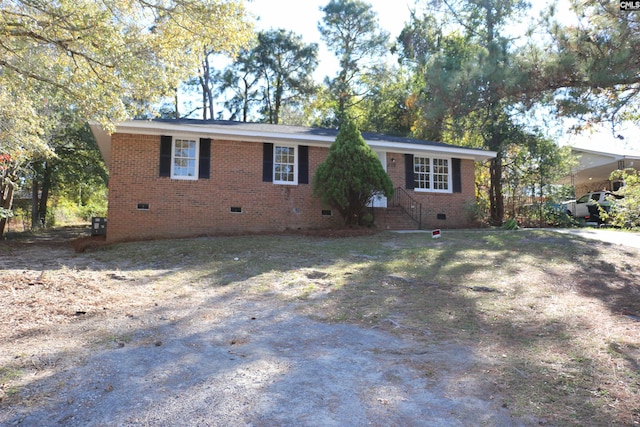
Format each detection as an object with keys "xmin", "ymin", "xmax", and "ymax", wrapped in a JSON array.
[{"xmin": 0, "ymin": 230, "xmax": 546, "ymax": 427}]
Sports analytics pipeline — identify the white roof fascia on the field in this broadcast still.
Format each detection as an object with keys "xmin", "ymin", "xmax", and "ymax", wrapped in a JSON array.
[
  {"xmin": 119, "ymin": 122, "xmax": 336, "ymax": 145},
  {"xmin": 572, "ymin": 146, "xmax": 640, "ymax": 161},
  {"xmin": 364, "ymin": 140, "xmax": 496, "ymax": 161},
  {"xmin": 89, "ymin": 122, "xmax": 111, "ymax": 166},
  {"xmin": 93, "ymin": 120, "xmax": 497, "ymax": 164}
]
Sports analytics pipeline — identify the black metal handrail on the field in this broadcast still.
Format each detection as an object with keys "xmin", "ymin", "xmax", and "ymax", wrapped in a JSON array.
[{"xmin": 390, "ymin": 187, "xmax": 422, "ymax": 229}]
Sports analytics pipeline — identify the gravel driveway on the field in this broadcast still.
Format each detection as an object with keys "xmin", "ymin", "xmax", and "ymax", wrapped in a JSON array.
[
  {"xmin": 553, "ymin": 228, "xmax": 640, "ymax": 249},
  {"xmin": 4, "ymin": 297, "xmax": 535, "ymax": 427}
]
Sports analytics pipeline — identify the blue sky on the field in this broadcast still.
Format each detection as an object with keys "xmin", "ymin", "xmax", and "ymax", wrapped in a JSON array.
[
  {"xmin": 247, "ymin": 0, "xmax": 573, "ymax": 80},
  {"xmin": 237, "ymin": 0, "xmax": 639, "ymax": 150},
  {"xmin": 248, "ymin": 0, "xmax": 413, "ymax": 80}
]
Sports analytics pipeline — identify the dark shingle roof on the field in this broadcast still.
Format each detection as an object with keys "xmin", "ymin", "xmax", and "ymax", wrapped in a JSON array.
[{"xmin": 150, "ymin": 118, "xmax": 457, "ymax": 149}]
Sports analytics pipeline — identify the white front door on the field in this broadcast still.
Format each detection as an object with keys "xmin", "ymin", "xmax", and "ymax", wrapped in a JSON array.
[{"xmin": 369, "ymin": 151, "xmax": 387, "ymax": 208}]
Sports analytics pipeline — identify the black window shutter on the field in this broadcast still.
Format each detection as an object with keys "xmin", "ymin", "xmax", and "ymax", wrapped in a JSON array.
[
  {"xmin": 298, "ymin": 145, "xmax": 309, "ymax": 184},
  {"xmin": 199, "ymin": 138, "xmax": 211, "ymax": 179},
  {"xmin": 404, "ymin": 154, "xmax": 415, "ymax": 190},
  {"xmin": 262, "ymin": 143, "xmax": 274, "ymax": 182},
  {"xmin": 452, "ymin": 158, "xmax": 462, "ymax": 193},
  {"xmin": 159, "ymin": 135, "xmax": 172, "ymax": 177}
]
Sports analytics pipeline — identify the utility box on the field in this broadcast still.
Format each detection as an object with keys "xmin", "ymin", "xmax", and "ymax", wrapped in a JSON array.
[{"xmin": 91, "ymin": 217, "xmax": 107, "ymax": 236}]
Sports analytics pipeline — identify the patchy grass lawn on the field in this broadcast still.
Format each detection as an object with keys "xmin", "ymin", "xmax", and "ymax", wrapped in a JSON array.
[{"xmin": 2, "ymin": 228, "xmax": 639, "ymax": 426}]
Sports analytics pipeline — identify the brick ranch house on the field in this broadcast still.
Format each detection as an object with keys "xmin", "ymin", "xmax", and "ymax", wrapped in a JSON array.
[{"xmin": 89, "ymin": 119, "xmax": 496, "ymax": 242}]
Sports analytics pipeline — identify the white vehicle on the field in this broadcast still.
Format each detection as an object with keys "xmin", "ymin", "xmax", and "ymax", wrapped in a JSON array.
[{"xmin": 563, "ymin": 191, "xmax": 624, "ymax": 220}]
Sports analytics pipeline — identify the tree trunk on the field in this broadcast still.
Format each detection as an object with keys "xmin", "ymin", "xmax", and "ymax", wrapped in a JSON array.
[
  {"xmin": 31, "ymin": 178, "xmax": 40, "ymax": 229},
  {"xmin": 489, "ymin": 156, "xmax": 504, "ymax": 225},
  {"xmin": 200, "ymin": 52, "xmax": 215, "ymax": 120},
  {"xmin": 205, "ymin": 58, "xmax": 215, "ymax": 120},
  {"xmin": 426, "ymin": 116, "xmax": 444, "ymax": 142},
  {"xmin": 242, "ymin": 76, "xmax": 250, "ymax": 122},
  {"xmin": 336, "ymin": 59, "xmax": 351, "ymax": 122},
  {"xmin": 0, "ymin": 181, "xmax": 14, "ymax": 237},
  {"xmin": 263, "ymin": 75, "xmax": 274, "ymax": 123},
  {"xmin": 273, "ymin": 77, "xmax": 283, "ymax": 125},
  {"xmin": 38, "ymin": 163, "xmax": 52, "ymax": 227},
  {"xmin": 200, "ymin": 75, "xmax": 208, "ymax": 120},
  {"xmin": 207, "ymin": 85, "xmax": 214, "ymax": 120},
  {"xmin": 174, "ymin": 88, "xmax": 180, "ymax": 119}
]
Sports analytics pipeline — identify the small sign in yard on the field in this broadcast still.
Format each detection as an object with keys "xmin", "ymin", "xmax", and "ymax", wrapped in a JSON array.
[{"xmin": 432, "ymin": 229, "xmax": 441, "ymax": 238}]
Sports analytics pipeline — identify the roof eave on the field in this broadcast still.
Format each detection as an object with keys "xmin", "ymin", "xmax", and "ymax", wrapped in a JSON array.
[
  {"xmin": 89, "ymin": 122, "xmax": 112, "ymax": 166},
  {"xmin": 572, "ymin": 146, "xmax": 640, "ymax": 161},
  {"xmin": 364, "ymin": 140, "xmax": 496, "ymax": 161},
  {"xmin": 90, "ymin": 120, "xmax": 497, "ymax": 164}
]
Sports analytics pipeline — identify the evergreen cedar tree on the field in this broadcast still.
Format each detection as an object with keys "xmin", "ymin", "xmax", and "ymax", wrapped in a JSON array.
[{"xmin": 313, "ymin": 119, "xmax": 394, "ymax": 226}]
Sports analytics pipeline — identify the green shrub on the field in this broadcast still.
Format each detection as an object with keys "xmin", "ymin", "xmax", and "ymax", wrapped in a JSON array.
[
  {"xmin": 313, "ymin": 119, "xmax": 393, "ymax": 226},
  {"xmin": 0, "ymin": 207, "xmax": 13, "ymax": 220},
  {"xmin": 78, "ymin": 188, "xmax": 108, "ymax": 220},
  {"xmin": 51, "ymin": 188, "xmax": 108, "ymax": 225},
  {"xmin": 517, "ymin": 202, "xmax": 578, "ymax": 228},
  {"xmin": 464, "ymin": 199, "xmax": 489, "ymax": 225},
  {"xmin": 502, "ymin": 218, "xmax": 519, "ymax": 230},
  {"xmin": 606, "ymin": 169, "xmax": 640, "ymax": 229}
]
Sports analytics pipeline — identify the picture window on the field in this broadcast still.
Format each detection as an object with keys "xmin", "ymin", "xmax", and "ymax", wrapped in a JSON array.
[{"xmin": 413, "ymin": 156, "xmax": 451, "ymax": 192}]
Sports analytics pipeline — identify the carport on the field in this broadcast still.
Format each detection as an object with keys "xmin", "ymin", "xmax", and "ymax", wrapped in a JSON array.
[{"xmin": 560, "ymin": 146, "xmax": 640, "ymax": 196}]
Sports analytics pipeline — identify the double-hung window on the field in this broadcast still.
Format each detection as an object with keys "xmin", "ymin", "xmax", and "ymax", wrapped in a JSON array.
[
  {"xmin": 262, "ymin": 143, "xmax": 308, "ymax": 184},
  {"xmin": 432, "ymin": 158, "xmax": 449, "ymax": 191},
  {"xmin": 414, "ymin": 156, "xmax": 431, "ymax": 190},
  {"xmin": 273, "ymin": 145, "xmax": 297, "ymax": 184},
  {"xmin": 172, "ymin": 138, "xmax": 198, "ymax": 179},
  {"xmin": 414, "ymin": 156, "xmax": 451, "ymax": 192},
  {"xmin": 160, "ymin": 135, "xmax": 210, "ymax": 180}
]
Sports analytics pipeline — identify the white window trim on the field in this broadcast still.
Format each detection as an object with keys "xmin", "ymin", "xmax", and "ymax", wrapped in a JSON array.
[
  {"xmin": 273, "ymin": 144, "xmax": 298, "ymax": 185},
  {"xmin": 171, "ymin": 137, "xmax": 199, "ymax": 180},
  {"xmin": 413, "ymin": 156, "xmax": 452, "ymax": 194}
]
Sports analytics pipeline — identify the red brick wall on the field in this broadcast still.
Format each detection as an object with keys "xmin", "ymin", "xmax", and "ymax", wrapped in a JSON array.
[
  {"xmin": 107, "ymin": 134, "xmax": 342, "ymax": 242},
  {"xmin": 106, "ymin": 134, "xmax": 480, "ymax": 241},
  {"xmin": 384, "ymin": 152, "xmax": 477, "ymax": 229}
]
